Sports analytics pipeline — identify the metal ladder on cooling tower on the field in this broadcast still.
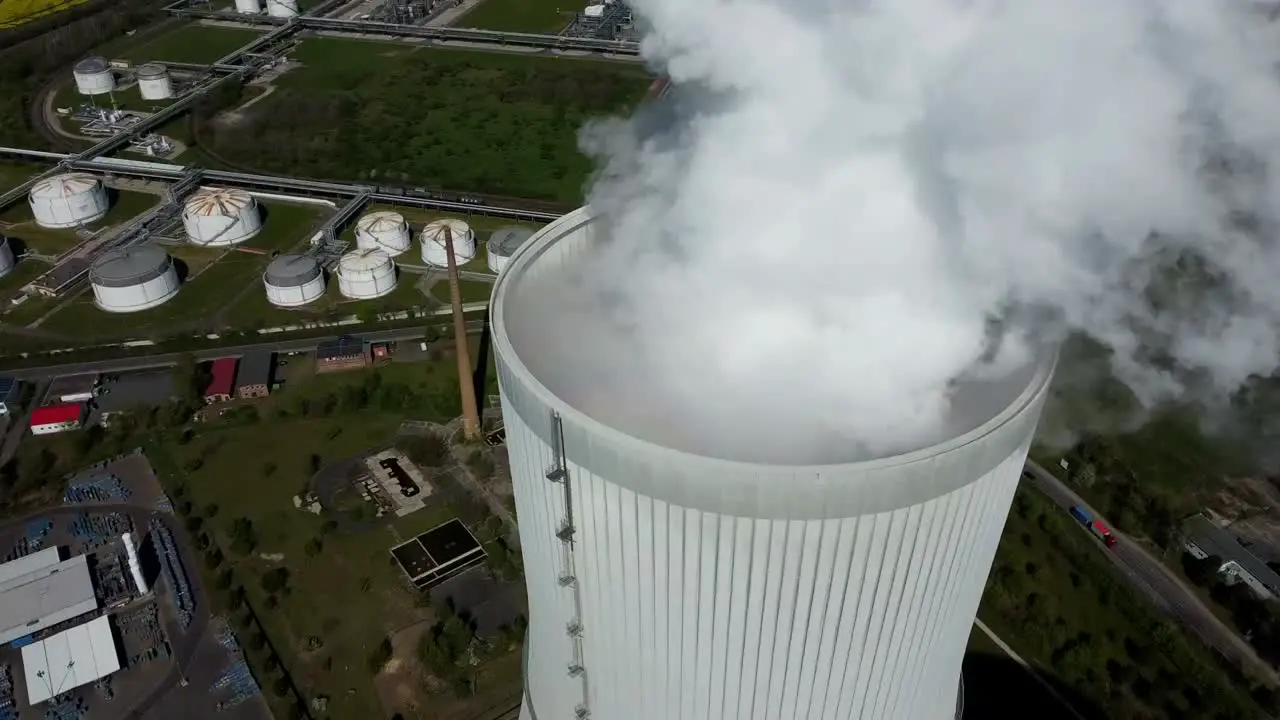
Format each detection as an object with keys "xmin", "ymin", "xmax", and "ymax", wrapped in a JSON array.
[{"xmin": 546, "ymin": 411, "xmax": 591, "ymax": 720}]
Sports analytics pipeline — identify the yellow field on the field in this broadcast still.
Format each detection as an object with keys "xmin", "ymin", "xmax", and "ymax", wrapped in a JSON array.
[{"xmin": 0, "ymin": 0, "xmax": 89, "ymax": 28}]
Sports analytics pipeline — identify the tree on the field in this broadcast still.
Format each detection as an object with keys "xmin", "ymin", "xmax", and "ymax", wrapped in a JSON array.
[
  {"xmin": 368, "ymin": 637, "xmax": 394, "ymax": 673},
  {"xmin": 261, "ymin": 567, "xmax": 291, "ymax": 594},
  {"xmin": 228, "ymin": 586, "xmax": 246, "ymax": 612},
  {"xmin": 204, "ymin": 548, "xmax": 224, "ymax": 571},
  {"xmin": 215, "ymin": 568, "xmax": 233, "ymax": 590},
  {"xmin": 304, "ymin": 537, "xmax": 323, "ymax": 557},
  {"xmin": 272, "ymin": 677, "xmax": 290, "ymax": 697},
  {"xmin": 230, "ymin": 518, "xmax": 257, "ymax": 556},
  {"xmin": 204, "ymin": 503, "xmax": 220, "ymax": 518},
  {"xmin": 185, "ymin": 516, "xmax": 204, "ymax": 533},
  {"xmin": 262, "ymin": 461, "xmax": 277, "ymax": 477}
]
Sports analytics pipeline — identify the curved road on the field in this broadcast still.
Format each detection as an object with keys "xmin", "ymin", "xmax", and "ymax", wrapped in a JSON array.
[
  {"xmin": 0, "ymin": 501, "xmax": 211, "ymax": 719},
  {"xmin": 1023, "ymin": 460, "xmax": 1280, "ymax": 685}
]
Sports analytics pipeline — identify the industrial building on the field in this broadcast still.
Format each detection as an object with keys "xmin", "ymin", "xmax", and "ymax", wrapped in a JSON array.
[
  {"xmin": 337, "ymin": 248, "xmax": 397, "ymax": 300},
  {"xmin": 72, "ymin": 57, "xmax": 115, "ymax": 96},
  {"xmin": 355, "ymin": 211, "xmax": 411, "ymax": 256},
  {"xmin": 46, "ymin": 373, "xmax": 97, "ymax": 404},
  {"xmin": 315, "ymin": 336, "xmax": 368, "ymax": 373},
  {"xmin": 1182, "ymin": 514, "xmax": 1280, "ymax": 600},
  {"xmin": 21, "ymin": 616, "xmax": 121, "ymax": 706},
  {"xmin": 492, "ymin": 208, "xmax": 1055, "ymax": 720},
  {"xmin": 0, "ymin": 377, "xmax": 19, "ymax": 415},
  {"xmin": 0, "ymin": 548, "xmax": 98, "ymax": 646},
  {"xmin": 235, "ymin": 0, "xmax": 260, "ymax": 12},
  {"xmin": 29, "ymin": 404, "xmax": 85, "ymax": 435},
  {"xmin": 204, "ymin": 357, "xmax": 238, "ymax": 403},
  {"xmin": 136, "ymin": 63, "xmax": 173, "ymax": 100},
  {"xmin": 390, "ymin": 519, "xmax": 486, "ymax": 590},
  {"xmin": 263, "ymin": 253, "xmax": 326, "ymax": 307},
  {"xmin": 487, "ymin": 226, "xmax": 533, "ymax": 275},
  {"xmin": 89, "ymin": 245, "xmax": 181, "ymax": 313},
  {"xmin": 0, "ymin": 236, "xmax": 14, "ymax": 279},
  {"xmin": 236, "ymin": 351, "xmax": 274, "ymax": 398},
  {"xmin": 28, "ymin": 173, "xmax": 109, "ymax": 229},
  {"xmin": 183, "ymin": 186, "xmax": 262, "ymax": 246},
  {"xmin": 420, "ymin": 218, "xmax": 475, "ymax": 267}
]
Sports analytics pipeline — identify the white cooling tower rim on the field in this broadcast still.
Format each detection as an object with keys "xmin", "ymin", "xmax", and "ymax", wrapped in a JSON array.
[{"xmin": 491, "ymin": 206, "xmax": 1057, "ymax": 517}]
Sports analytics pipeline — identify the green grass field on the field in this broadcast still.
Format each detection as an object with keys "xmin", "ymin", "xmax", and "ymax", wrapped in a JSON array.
[
  {"xmin": 118, "ymin": 23, "xmax": 266, "ymax": 65},
  {"xmin": 36, "ymin": 202, "xmax": 323, "ymax": 339},
  {"xmin": 148, "ymin": 357, "xmax": 513, "ymax": 719},
  {"xmin": 458, "ymin": 0, "xmax": 576, "ymax": 33},
  {"xmin": 0, "ymin": 162, "xmax": 45, "ymax": 194},
  {"xmin": 0, "ymin": 0, "xmax": 88, "ymax": 28},
  {"xmin": 978, "ymin": 487, "xmax": 1267, "ymax": 718},
  {"xmin": 203, "ymin": 39, "xmax": 651, "ymax": 202},
  {"xmin": 0, "ymin": 189, "xmax": 158, "ymax": 256},
  {"xmin": 430, "ymin": 278, "xmax": 494, "ymax": 305},
  {"xmin": 222, "ymin": 270, "xmax": 436, "ymax": 330}
]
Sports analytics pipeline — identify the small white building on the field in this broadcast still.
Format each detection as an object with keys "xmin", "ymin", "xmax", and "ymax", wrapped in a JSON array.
[{"xmin": 1183, "ymin": 513, "xmax": 1280, "ymax": 600}]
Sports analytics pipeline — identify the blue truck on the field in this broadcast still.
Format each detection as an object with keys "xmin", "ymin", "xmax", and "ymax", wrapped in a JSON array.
[{"xmin": 1068, "ymin": 506, "xmax": 1092, "ymax": 526}]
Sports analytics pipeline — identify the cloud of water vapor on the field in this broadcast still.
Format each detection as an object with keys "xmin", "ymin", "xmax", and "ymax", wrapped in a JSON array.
[{"xmin": 567, "ymin": 0, "xmax": 1280, "ymax": 462}]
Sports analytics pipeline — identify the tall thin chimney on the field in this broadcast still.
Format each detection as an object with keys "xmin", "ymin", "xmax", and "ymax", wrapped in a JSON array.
[{"xmin": 444, "ymin": 225, "xmax": 481, "ymax": 441}]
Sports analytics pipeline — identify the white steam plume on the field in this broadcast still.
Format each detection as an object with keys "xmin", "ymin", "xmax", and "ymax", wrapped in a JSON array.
[{"xmin": 562, "ymin": 0, "xmax": 1280, "ymax": 462}]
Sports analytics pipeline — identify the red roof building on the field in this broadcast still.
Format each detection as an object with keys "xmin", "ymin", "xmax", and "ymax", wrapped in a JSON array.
[
  {"xmin": 203, "ymin": 358, "xmax": 238, "ymax": 403},
  {"xmin": 30, "ymin": 404, "xmax": 84, "ymax": 435}
]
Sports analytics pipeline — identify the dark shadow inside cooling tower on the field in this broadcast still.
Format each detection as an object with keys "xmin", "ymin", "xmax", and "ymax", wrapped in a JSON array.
[{"xmin": 960, "ymin": 651, "xmax": 1109, "ymax": 719}]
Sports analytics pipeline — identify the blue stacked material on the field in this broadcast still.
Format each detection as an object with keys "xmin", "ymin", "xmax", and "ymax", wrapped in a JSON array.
[
  {"xmin": 70, "ymin": 513, "xmax": 132, "ymax": 550},
  {"xmin": 63, "ymin": 474, "xmax": 132, "ymax": 505},
  {"xmin": 24, "ymin": 520, "xmax": 52, "ymax": 550},
  {"xmin": 211, "ymin": 660, "xmax": 259, "ymax": 709},
  {"xmin": 213, "ymin": 620, "xmax": 241, "ymax": 654},
  {"xmin": 0, "ymin": 665, "xmax": 17, "ymax": 720},
  {"xmin": 149, "ymin": 518, "xmax": 193, "ymax": 628}
]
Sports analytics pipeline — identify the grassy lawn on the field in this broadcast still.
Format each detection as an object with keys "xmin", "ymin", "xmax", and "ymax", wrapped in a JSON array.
[
  {"xmin": 979, "ymin": 486, "xmax": 1267, "ymax": 719},
  {"xmin": 147, "ymin": 356, "xmax": 508, "ymax": 719},
  {"xmin": 0, "ymin": 259, "xmax": 49, "ymax": 295},
  {"xmin": 223, "ymin": 270, "xmax": 437, "ymax": 330},
  {"xmin": 203, "ymin": 39, "xmax": 652, "ymax": 202},
  {"xmin": 0, "ymin": 0, "xmax": 88, "ymax": 28},
  {"xmin": 459, "ymin": 0, "xmax": 577, "ymax": 33},
  {"xmin": 430, "ymin": 278, "xmax": 494, "ymax": 305},
  {"xmin": 36, "ymin": 202, "xmax": 324, "ymax": 339},
  {"xmin": 0, "ymin": 162, "xmax": 46, "ymax": 193},
  {"xmin": 0, "ymin": 189, "xmax": 158, "ymax": 256},
  {"xmin": 118, "ymin": 23, "xmax": 266, "ymax": 65}
]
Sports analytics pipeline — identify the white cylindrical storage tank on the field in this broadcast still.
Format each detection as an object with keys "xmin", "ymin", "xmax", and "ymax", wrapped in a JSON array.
[
  {"xmin": 486, "ymin": 226, "xmax": 533, "ymax": 275},
  {"xmin": 121, "ymin": 532, "xmax": 149, "ymax": 595},
  {"xmin": 337, "ymin": 248, "xmax": 396, "ymax": 299},
  {"xmin": 266, "ymin": 0, "xmax": 299, "ymax": 17},
  {"xmin": 90, "ymin": 244, "xmax": 180, "ymax": 313},
  {"xmin": 0, "ymin": 238, "xmax": 14, "ymax": 280},
  {"xmin": 264, "ymin": 253, "xmax": 326, "ymax": 307},
  {"xmin": 183, "ymin": 187, "xmax": 262, "ymax": 246},
  {"xmin": 235, "ymin": 0, "xmax": 262, "ymax": 13},
  {"xmin": 494, "ymin": 208, "xmax": 1056, "ymax": 720},
  {"xmin": 354, "ymin": 211, "xmax": 411, "ymax": 256},
  {"xmin": 419, "ymin": 219, "xmax": 476, "ymax": 267},
  {"xmin": 136, "ymin": 63, "xmax": 173, "ymax": 101},
  {"xmin": 28, "ymin": 173, "xmax": 109, "ymax": 229},
  {"xmin": 72, "ymin": 57, "xmax": 114, "ymax": 96}
]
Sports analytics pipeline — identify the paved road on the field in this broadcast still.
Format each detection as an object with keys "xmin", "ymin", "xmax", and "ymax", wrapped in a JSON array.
[
  {"xmin": 1023, "ymin": 460, "xmax": 1280, "ymax": 684},
  {"xmin": 0, "ymin": 321, "xmax": 485, "ymax": 380}
]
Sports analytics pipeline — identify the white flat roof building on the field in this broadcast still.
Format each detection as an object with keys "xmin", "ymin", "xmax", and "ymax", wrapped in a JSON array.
[
  {"xmin": 21, "ymin": 616, "xmax": 121, "ymax": 705},
  {"xmin": 0, "ymin": 552, "xmax": 98, "ymax": 646}
]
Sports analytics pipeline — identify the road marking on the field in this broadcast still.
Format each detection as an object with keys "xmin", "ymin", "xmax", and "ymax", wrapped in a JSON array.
[{"xmin": 975, "ymin": 619, "xmax": 1089, "ymax": 720}]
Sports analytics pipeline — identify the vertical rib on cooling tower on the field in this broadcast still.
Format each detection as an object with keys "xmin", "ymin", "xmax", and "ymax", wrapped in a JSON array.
[{"xmin": 546, "ymin": 411, "xmax": 591, "ymax": 720}]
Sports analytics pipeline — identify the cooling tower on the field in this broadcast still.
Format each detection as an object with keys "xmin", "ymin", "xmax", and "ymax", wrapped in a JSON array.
[{"xmin": 493, "ymin": 208, "xmax": 1055, "ymax": 720}]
